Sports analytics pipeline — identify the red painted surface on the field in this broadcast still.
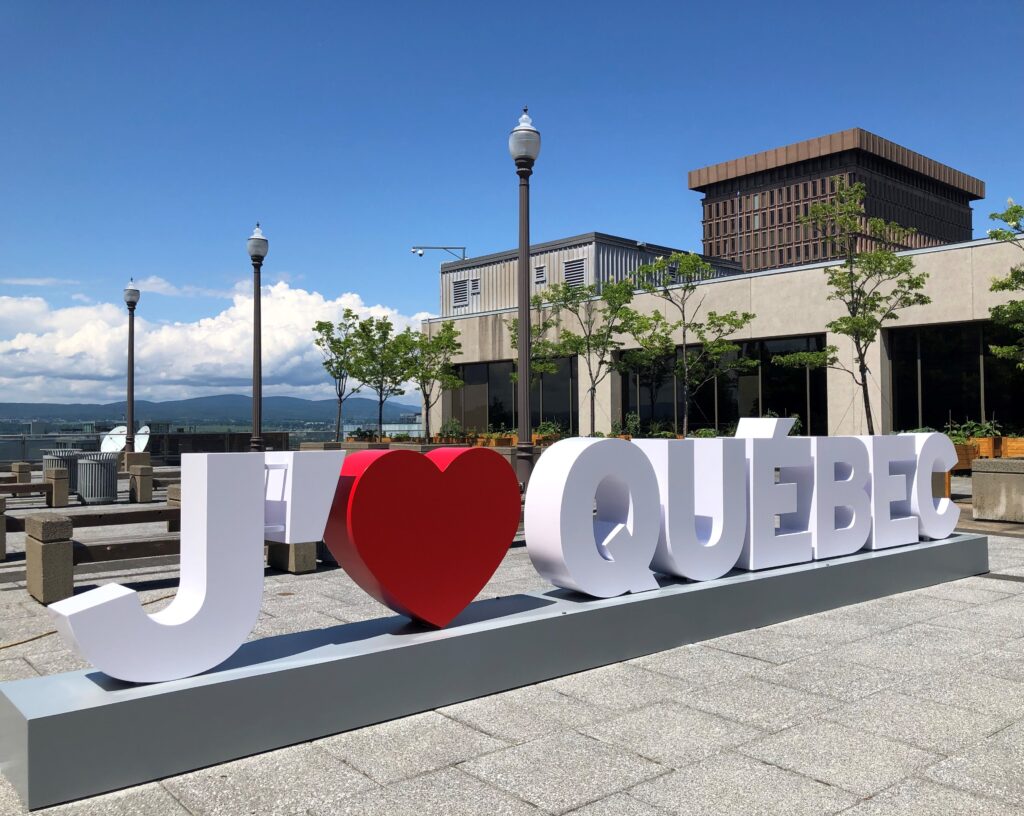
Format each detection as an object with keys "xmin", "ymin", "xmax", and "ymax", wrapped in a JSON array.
[{"xmin": 323, "ymin": 447, "xmax": 521, "ymax": 628}]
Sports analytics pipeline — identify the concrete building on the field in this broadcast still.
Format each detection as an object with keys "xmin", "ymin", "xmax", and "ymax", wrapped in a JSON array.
[
  {"xmin": 438, "ymin": 232, "xmax": 740, "ymax": 318},
  {"xmin": 688, "ymin": 128, "xmax": 985, "ymax": 273},
  {"xmin": 425, "ymin": 237, "xmax": 1023, "ymax": 438}
]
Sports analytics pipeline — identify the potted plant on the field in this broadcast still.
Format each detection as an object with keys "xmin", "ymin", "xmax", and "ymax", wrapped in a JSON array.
[
  {"xmin": 966, "ymin": 419, "xmax": 1003, "ymax": 458},
  {"xmin": 624, "ymin": 412, "xmax": 642, "ymax": 440},
  {"xmin": 944, "ymin": 422, "xmax": 980, "ymax": 472},
  {"xmin": 692, "ymin": 427, "xmax": 718, "ymax": 439},
  {"xmin": 1004, "ymin": 433, "xmax": 1024, "ymax": 459},
  {"xmin": 610, "ymin": 420, "xmax": 630, "ymax": 440},
  {"xmin": 531, "ymin": 420, "xmax": 562, "ymax": 445},
  {"xmin": 438, "ymin": 418, "xmax": 466, "ymax": 445}
]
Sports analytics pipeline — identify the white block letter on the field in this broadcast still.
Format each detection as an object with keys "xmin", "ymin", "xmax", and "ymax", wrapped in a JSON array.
[
  {"xmin": 904, "ymin": 432, "xmax": 959, "ymax": 540},
  {"xmin": 50, "ymin": 453, "xmax": 266, "ymax": 683},
  {"xmin": 634, "ymin": 438, "xmax": 747, "ymax": 581},
  {"xmin": 863, "ymin": 435, "xmax": 918, "ymax": 549},
  {"xmin": 264, "ymin": 450, "xmax": 345, "ymax": 543},
  {"xmin": 525, "ymin": 438, "xmax": 659, "ymax": 598},
  {"xmin": 810, "ymin": 436, "xmax": 871, "ymax": 560},
  {"xmin": 739, "ymin": 436, "xmax": 814, "ymax": 570}
]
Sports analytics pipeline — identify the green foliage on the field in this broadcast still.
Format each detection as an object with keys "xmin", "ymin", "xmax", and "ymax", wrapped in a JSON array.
[
  {"xmin": 439, "ymin": 421, "xmax": 461, "ymax": 439},
  {"xmin": 987, "ymin": 199, "xmax": 1024, "ymax": 369},
  {"xmin": 636, "ymin": 251, "xmax": 756, "ymax": 436},
  {"xmin": 691, "ymin": 427, "xmax": 718, "ymax": 438},
  {"xmin": 346, "ymin": 311, "xmax": 416, "ymax": 440},
  {"xmin": 610, "ymin": 419, "xmax": 624, "ymax": 436},
  {"xmin": 946, "ymin": 418, "xmax": 1002, "ymax": 442},
  {"xmin": 624, "ymin": 411, "xmax": 642, "ymax": 438},
  {"xmin": 506, "ymin": 309, "xmax": 560, "ymax": 385},
  {"xmin": 312, "ymin": 313, "xmax": 361, "ymax": 441},
  {"xmin": 407, "ymin": 321, "xmax": 462, "ymax": 440},
  {"xmin": 538, "ymin": 279, "xmax": 638, "ymax": 435},
  {"xmin": 773, "ymin": 176, "xmax": 930, "ymax": 434},
  {"xmin": 617, "ymin": 310, "xmax": 678, "ymax": 429},
  {"xmin": 534, "ymin": 420, "xmax": 563, "ymax": 438}
]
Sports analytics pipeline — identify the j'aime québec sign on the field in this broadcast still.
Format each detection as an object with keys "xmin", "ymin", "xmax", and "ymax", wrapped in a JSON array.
[{"xmin": 49, "ymin": 420, "xmax": 959, "ymax": 684}]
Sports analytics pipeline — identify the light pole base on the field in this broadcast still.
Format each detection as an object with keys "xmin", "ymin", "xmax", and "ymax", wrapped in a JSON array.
[{"xmin": 515, "ymin": 442, "xmax": 534, "ymax": 493}]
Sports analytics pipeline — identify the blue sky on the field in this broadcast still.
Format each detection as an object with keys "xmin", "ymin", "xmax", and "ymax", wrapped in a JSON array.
[{"xmin": 0, "ymin": 0, "xmax": 1021, "ymax": 401}]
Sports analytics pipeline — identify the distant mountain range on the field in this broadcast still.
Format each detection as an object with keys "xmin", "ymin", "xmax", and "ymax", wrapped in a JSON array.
[{"xmin": 0, "ymin": 394, "xmax": 421, "ymax": 424}]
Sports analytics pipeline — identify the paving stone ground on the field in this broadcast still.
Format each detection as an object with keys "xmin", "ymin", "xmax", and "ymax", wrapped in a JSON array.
[{"xmin": 1, "ymin": 506, "xmax": 1024, "ymax": 814}]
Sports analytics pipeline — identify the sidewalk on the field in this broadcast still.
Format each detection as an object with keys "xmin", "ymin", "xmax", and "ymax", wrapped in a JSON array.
[{"xmin": 2, "ymin": 534, "xmax": 1024, "ymax": 813}]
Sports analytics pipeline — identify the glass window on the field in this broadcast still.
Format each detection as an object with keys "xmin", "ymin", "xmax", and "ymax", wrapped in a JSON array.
[
  {"xmin": 487, "ymin": 361, "xmax": 515, "ymax": 431},
  {"xmin": 462, "ymin": 363, "xmax": 488, "ymax": 433}
]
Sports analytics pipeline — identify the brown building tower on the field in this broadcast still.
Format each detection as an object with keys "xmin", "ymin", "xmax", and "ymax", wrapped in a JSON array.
[{"xmin": 688, "ymin": 128, "xmax": 985, "ymax": 273}]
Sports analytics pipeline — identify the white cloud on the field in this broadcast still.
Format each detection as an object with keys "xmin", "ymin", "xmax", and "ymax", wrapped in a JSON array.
[
  {"xmin": 0, "ymin": 283, "xmax": 435, "ymax": 403},
  {"xmin": 1, "ymin": 277, "xmax": 81, "ymax": 286},
  {"xmin": 133, "ymin": 275, "xmax": 234, "ymax": 299}
]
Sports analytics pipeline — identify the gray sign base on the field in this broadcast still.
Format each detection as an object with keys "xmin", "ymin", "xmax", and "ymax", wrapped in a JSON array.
[{"xmin": 0, "ymin": 533, "xmax": 988, "ymax": 809}]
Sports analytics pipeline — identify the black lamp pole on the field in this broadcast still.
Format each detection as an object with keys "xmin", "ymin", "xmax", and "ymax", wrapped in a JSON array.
[
  {"xmin": 247, "ymin": 224, "xmax": 269, "ymax": 452},
  {"xmin": 123, "ymin": 280, "xmax": 140, "ymax": 453},
  {"xmin": 508, "ymin": 108, "xmax": 541, "ymax": 490}
]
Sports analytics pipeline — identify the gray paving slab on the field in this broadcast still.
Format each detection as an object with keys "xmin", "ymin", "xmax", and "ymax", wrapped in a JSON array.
[
  {"xmin": 579, "ymin": 702, "xmax": 762, "ymax": 768},
  {"xmin": 629, "ymin": 752, "xmax": 859, "ymax": 816},
  {"xmin": 460, "ymin": 732, "xmax": 665, "ymax": 814},
  {"xmin": 631, "ymin": 644, "xmax": 769, "ymax": 686},
  {"xmin": 563, "ymin": 793, "xmax": 673, "ymax": 815},
  {"xmin": 830, "ymin": 622, "xmax": 1007, "ymax": 675},
  {"xmin": 740, "ymin": 720, "xmax": 941, "ymax": 797},
  {"xmin": 906, "ymin": 669, "xmax": 1024, "ymax": 722},
  {"xmin": 314, "ymin": 767, "xmax": 543, "ymax": 816},
  {"xmin": 440, "ymin": 683, "xmax": 613, "ymax": 744},
  {"xmin": 837, "ymin": 776, "xmax": 1022, "ymax": 816},
  {"xmin": 0, "ymin": 658, "xmax": 37, "ymax": 681},
  {"xmin": 683, "ymin": 676, "xmax": 838, "ymax": 732},
  {"xmin": 820, "ymin": 690, "xmax": 1006, "ymax": 754},
  {"xmin": 758, "ymin": 653, "xmax": 905, "ymax": 702},
  {"xmin": 549, "ymin": 663, "xmax": 698, "ymax": 711},
  {"xmin": 31, "ymin": 783, "xmax": 191, "ymax": 815},
  {"xmin": 318, "ymin": 711, "xmax": 507, "ymax": 784},
  {"xmin": 160, "ymin": 742, "xmax": 377, "ymax": 816},
  {"xmin": 924, "ymin": 719, "xmax": 1024, "ymax": 805},
  {"xmin": 704, "ymin": 627, "xmax": 828, "ymax": 664}
]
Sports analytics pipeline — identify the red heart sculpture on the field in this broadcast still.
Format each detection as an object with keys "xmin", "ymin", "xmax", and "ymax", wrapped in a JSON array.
[{"xmin": 323, "ymin": 447, "xmax": 521, "ymax": 628}]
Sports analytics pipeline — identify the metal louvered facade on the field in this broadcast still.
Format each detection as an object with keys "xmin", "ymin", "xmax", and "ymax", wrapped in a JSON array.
[{"xmin": 438, "ymin": 232, "xmax": 741, "ymax": 317}]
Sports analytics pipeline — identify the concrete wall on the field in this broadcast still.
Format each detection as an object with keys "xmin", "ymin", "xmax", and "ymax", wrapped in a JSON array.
[{"xmin": 426, "ymin": 238, "xmax": 1021, "ymax": 436}]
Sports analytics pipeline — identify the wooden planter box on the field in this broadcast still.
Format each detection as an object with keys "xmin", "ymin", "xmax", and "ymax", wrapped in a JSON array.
[
  {"xmin": 1003, "ymin": 438, "xmax": 1024, "ymax": 458},
  {"xmin": 954, "ymin": 442, "xmax": 980, "ymax": 473},
  {"xmin": 969, "ymin": 437, "xmax": 1002, "ymax": 458}
]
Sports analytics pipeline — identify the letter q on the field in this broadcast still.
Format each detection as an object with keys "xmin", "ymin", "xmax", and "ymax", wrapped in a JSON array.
[{"xmin": 525, "ymin": 438, "xmax": 660, "ymax": 598}]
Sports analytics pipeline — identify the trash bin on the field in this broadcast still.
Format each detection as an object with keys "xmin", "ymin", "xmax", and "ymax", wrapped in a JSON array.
[
  {"xmin": 77, "ymin": 453, "xmax": 119, "ymax": 505},
  {"xmin": 42, "ymin": 449, "xmax": 84, "ymax": 494}
]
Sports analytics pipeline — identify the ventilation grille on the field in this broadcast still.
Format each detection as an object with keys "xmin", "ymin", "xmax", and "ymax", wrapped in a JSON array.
[
  {"xmin": 469, "ymin": 278, "xmax": 480, "ymax": 295},
  {"xmin": 452, "ymin": 279, "xmax": 469, "ymax": 308},
  {"xmin": 563, "ymin": 258, "xmax": 586, "ymax": 288},
  {"xmin": 534, "ymin": 266, "xmax": 547, "ymax": 285}
]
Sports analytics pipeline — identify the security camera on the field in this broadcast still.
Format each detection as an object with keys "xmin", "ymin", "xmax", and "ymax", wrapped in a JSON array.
[
  {"xmin": 417, "ymin": 249, "xmax": 424, "ymax": 256},
  {"xmin": 410, "ymin": 247, "xmax": 417, "ymax": 253}
]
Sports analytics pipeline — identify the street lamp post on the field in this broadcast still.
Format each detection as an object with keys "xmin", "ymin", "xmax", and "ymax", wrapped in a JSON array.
[
  {"xmin": 123, "ymin": 280, "xmax": 141, "ymax": 453},
  {"xmin": 247, "ymin": 223, "xmax": 269, "ymax": 452},
  {"xmin": 508, "ymin": 107, "xmax": 541, "ymax": 489}
]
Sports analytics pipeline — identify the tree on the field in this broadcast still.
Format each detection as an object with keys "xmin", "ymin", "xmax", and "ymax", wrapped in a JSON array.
[
  {"xmin": 773, "ymin": 176, "xmax": 929, "ymax": 434},
  {"xmin": 540, "ymin": 279, "xmax": 637, "ymax": 436},
  {"xmin": 347, "ymin": 314, "xmax": 416, "ymax": 440},
  {"xmin": 987, "ymin": 199, "xmax": 1024, "ymax": 369},
  {"xmin": 616, "ymin": 310, "xmax": 678, "ymax": 430},
  {"xmin": 408, "ymin": 321, "xmax": 463, "ymax": 440},
  {"xmin": 505, "ymin": 306, "xmax": 560, "ymax": 387},
  {"xmin": 312, "ymin": 312, "xmax": 361, "ymax": 441},
  {"xmin": 637, "ymin": 252, "xmax": 756, "ymax": 437}
]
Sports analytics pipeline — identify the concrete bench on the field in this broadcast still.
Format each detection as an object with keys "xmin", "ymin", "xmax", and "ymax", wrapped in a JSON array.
[
  {"xmin": 4, "ymin": 503, "xmax": 179, "ymax": 533},
  {"xmin": 0, "ymin": 468, "xmax": 67, "ymax": 507},
  {"xmin": 24, "ymin": 513, "xmax": 183, "ymax": 604},
  {"xmin": 973, "ymin": 458, "xmax": 1024, "ymax": 522}
]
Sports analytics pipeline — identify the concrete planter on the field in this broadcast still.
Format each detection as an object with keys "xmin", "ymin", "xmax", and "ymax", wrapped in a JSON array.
[{"xmin": 972, "ymin": 458, "xmax": 1024, "ymax": 522}]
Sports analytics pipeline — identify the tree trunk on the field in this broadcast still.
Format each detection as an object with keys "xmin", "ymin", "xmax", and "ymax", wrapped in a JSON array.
[
  {"xmin": 858, "ymin": 360, "xmax": 875, "ymax": 435},
  {"xmin": 423, "ymin": 396, "xmax": 431, "ymax": 441},
  {"xmin": 589, "ymin": 387, "xmax": 596, "ymax": 437},
  {"xmin": 335, "ymin": 399, "xmax": 342, "ymax": 442},
  {"xmin": 377, "ymin": 399, "xmax": 384, "ymax": 441},
  {"xmin": 682, "ymin": 383, "xmax": 690, "ymax": 438}
]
